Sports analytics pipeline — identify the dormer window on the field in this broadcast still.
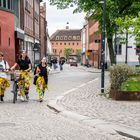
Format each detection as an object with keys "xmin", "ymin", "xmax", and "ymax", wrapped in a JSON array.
[
  {"xmin": 56, "ymin": 36, "xmax": 59, "ymax": 40},
  {"xmin": 68, "ymin": 36, "xmax": 72, "ymax": 40},
  {"xmin": 60, "ymin": 36, "xmax": 63, "ymax": 40},
  {"xmin": 77, "ymin": 36, "xmax": 80, "ymax": 40}
]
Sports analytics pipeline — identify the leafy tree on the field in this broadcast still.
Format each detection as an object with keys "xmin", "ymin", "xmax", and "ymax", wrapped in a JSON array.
[
  {"xmin": 132, "ymin": 12, "xmax": 140, "ymax": 46},
  {"xmin": 49, "ymin": 0, "xmax": 140, "ymax": 65},
  {"xmin": 64, "ymin": 48, "xmax": 72, "ymax": 60},
  {"xmin": 115, "ymin": 15, "xmax": 133, "ymax": 63},
  {"xmin": 76, "ymin": 49, "xmax": 81, "ymax": 62}
]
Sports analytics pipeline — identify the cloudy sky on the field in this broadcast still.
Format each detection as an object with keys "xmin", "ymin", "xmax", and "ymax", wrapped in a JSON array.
[{"xmin": 42, "ymin": 1, "xmax": 85, "ymax": 35}]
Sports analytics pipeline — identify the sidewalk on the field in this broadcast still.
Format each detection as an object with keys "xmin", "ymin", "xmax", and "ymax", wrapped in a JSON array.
[
  {"xmin": 77, "ymin": 65, "xmax": 101, "ymax": 73},
  {"xmin": 48, "ymin": 77, "xmax": 140, "ymax": 139}
]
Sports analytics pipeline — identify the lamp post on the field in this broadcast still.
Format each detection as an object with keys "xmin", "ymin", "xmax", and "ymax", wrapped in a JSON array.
[{"xmin": 100, "ymin": 0, "xmax": 106, "ymax": 93}]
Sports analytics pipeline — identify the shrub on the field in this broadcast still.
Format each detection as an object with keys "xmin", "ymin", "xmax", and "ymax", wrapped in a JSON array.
[{"xmin": 109, "ymin": 64, "xmax": 133, "ymax": 90}]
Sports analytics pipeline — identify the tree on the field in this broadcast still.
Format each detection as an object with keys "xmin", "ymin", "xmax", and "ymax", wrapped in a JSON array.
[
  {"xmin": 76, "ymin": 49, "xmax": 81, "ymax": 62},
  {"xmin": 115, "ymin": 12, "xmax": 140, "ymax": 63},
  {"xmin": 64, "ymin": 48, "xmax": 72, "ymax": 61},
  {"xmin": 115, "ymin": 15, "xmax": 133, "ymax": 64},
  {"xmin": 49, "ymin": 0, "xmax": 140, "ymax": 65},
  {"xmin": 132, "ymin": 12, "xmax": 140, "ymax": 46}
]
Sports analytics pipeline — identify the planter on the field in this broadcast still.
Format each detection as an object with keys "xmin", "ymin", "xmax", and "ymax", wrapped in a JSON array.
[{"xmin": 110, "ymin": 89, "xmax": 140, "ymax": 100}]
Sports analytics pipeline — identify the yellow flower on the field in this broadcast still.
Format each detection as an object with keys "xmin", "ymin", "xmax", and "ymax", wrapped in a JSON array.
[{"xmin": 0, "ymin": 77, "xmax": 10, "ymax": 96}]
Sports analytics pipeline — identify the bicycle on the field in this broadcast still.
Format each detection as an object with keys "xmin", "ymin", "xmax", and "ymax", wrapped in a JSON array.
[{"xmin": 11, "ymin": 71, "xmax": 31, "ymax": 103}]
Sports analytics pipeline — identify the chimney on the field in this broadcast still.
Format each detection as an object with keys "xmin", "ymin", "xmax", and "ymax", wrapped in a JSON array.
[{"xmin": 66, "ymin": 22, "xmax": 69, "ymax": 29}]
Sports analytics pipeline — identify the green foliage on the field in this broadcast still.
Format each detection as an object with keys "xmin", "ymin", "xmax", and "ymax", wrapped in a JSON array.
[
  {"xmin": 121, "ymin": 76, "xmax": 140, "ymax": 91},
  {"xmin": 64, "ymin": 48, "xmax": 72, "ymax": 60},
  {"xmin": 109, "ymin": 64, "xmax": 133, "ymax": 90},
  {"xmin": 115, "ymin": 12, "xmax": 140, "ymax": 45},
  {"xmin": 49, "ymin": 0, "xmax": 140, "ymax": 64},
  {"xmin": 76, "ymin": 49, "xmax": 81, "ymax": 62}
]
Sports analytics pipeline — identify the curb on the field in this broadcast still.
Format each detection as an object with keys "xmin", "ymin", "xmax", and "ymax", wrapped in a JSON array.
[{"xmin": 47, "ymin": 80, "xmax": 140, "ymax": 139}]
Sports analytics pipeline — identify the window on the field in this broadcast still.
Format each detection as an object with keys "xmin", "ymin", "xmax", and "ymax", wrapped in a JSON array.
[
  {"xmin": 64, "ymin": 36, "xmax": 67, "ymax": 40},
  {"xmin": 69, "ymin": 43, "xmax": 70, "ymax": 45},
  {"xmin": 64, "ymin": 43, "xmax": 66, "ymax": 45},
  {"xmin": 77, "ymin": 36, "xmax": 80, "ymax": 40},
  {"xmin": 56, "ymin": 43, "xmax": 58, "ymax": 45},
  {"xmin": 56, "ymin": 36, "xmax": 59, "ymax": 40},
  {"xmin": 60, "ymin": 36, "xmax": 63, "ymax": 40},
  {"xmin": 0, "ymin": 0, "xmax": 2, "ymax": 6},
  {"xmin": 52, "ymin": 43, "xmax": 54, "ymax": 45},
  {"xmin": 73, "ymin": 36, "xmax": 76, "ymax": 40},
  {"xmin": 60, "ymin": 43, "xmax": 62, "ymax": 45},
  {"xmin": 116, "ymin": 44, "xmax": 122, "ymax": 55},
  {"xmin": 3, "ymin": 0, "xmax": 6, "ymax": 8},
  {"xmin": 77, "ymin": 43, "xmax": 79, "ymax": 45},
  {"xmin": 73, "ymin": 43, "xmax": 75, "ymax": 45},
  {"xmin": 136, "ymin": 45, "xmax": 140, "ymax": 55},
  {"xmin": 8, "ymin": 37, "xmax": 10, "ymax": 46},
  {"xmin": 53, "ymin": 49, "xmax": 57, "ymax": 53},
  {"xmin": 8, "ymin": 0, "xmax": 11, "ymax": 9},
  {"xmin": 68, "ymin": 36, "xmax": 72, "ymax": 40}
]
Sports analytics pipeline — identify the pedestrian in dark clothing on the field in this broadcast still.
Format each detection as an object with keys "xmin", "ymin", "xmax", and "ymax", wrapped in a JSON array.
[
  {"xmin": 59, "ymin": 59, "xmax": 64, "ymax": 71},
  {"xmin": 34, "ymin": 57, "xmax": 49, "ymax": 102}
]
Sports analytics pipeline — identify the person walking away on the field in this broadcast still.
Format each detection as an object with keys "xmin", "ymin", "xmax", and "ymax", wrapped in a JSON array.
[
  {"xmin": 0, "ymin": 52, "xmax": 10, "ymax": 102},
  {"xmin": 10, "ymin": 50, "xmax": 31, "ymax": 101},
  {"xmin": 59, "ymin": 59, "xmax": 65, "ymax": 71},
  {"xmin": 34, "ymin": 57, "xmax": 49, "ymax": 102}
]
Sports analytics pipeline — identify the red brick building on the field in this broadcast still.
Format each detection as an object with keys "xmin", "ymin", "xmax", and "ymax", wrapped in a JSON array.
[
  {"xmin": 0, "ymin": 10, "xmax": 15, "ymax": 66},
  {"xmin": 81, "ymin": 20, "xmax": 101, "ymax": 68},
  {"xmin": 50, "ymin": 28, "xmax": 81, "ymax": 60}
]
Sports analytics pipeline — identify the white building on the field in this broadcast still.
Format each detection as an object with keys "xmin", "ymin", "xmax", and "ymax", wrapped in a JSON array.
[{"xmin": 106, "ymin": 34, "xmax": 140, "ymax": 67}]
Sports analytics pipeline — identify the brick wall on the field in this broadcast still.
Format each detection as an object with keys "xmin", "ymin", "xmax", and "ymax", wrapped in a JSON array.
[
  {"xmin": 0, "ymin": 10, "xmax": 15, "ymax": 66},
  {"xmin": 51, "ymin": 41, "xmax": 81, "ymax": 58}
]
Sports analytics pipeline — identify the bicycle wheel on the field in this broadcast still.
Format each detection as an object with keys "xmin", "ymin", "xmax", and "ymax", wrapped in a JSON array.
[{"xmin": 13, "ymin": 81, "xmax": 18, "ymax": 103}]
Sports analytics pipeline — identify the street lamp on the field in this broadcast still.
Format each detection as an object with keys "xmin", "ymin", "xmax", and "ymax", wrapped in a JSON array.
[{"xmin": 100, "ymin": 0, "xmax": 106, "ymax": 93}]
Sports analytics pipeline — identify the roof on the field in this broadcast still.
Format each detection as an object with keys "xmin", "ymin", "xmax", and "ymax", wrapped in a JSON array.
[{"xmin": 50, "ymin": 29, "xmax": 81, "ymax": 41}]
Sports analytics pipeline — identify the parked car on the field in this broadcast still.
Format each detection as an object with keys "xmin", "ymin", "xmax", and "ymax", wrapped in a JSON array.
[{"xmin": 70, "ymin": 59, "xmax": 78, "ymax": 67}]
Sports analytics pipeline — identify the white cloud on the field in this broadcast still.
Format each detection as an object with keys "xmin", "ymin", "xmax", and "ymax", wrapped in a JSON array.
[{"xmin": 42, "ymin": 0, "xmax": 85, "ymax": 35}]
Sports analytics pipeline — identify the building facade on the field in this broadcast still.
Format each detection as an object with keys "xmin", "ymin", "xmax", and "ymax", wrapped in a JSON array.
[
  {"xmin": 50, "ymin": 28, "xmax": 81, "ymax": 61},
  {"xmin": 40, "ymin": 3, "xmax": 47, "ymax": 59},
  {"xmin": 21, "ymin": 0, "xmax": 41, "ymax": 67},
  {"xmin": 81, "ymin": 20, "xmax": 101, "ymax": 68},
  {"xmin": 0, "ymin": 0, "xmax": 23, "ymax": 66},
  {"xmin": 106, "ymin": 35, "xmax": 140, "ymax": 66}
]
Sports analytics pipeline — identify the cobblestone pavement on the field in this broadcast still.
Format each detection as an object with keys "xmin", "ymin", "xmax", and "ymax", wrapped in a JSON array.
[
  {"xmin": 57, "ymin": 76, "xmax": 140, "ymax": 132},
  {"xmin": 0, "ymin": 65, "xmax": 133, "ymax": 139}
]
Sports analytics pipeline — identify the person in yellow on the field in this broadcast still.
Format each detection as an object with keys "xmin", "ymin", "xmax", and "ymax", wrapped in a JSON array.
[
  {"xmin": 11, "ymin": 50, "xmax": 31, "ymax": 101},
  {"xmin": 34, "ymin": 57, "xmax": 49, "ymax": 102},
  {"xmin": 0, "ymin": 52, "xmax": 10, "ymax": 102}
]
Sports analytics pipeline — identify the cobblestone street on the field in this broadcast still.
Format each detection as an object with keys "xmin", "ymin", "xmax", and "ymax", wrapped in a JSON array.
[
  {"xmin": 57, "ymin": 77, "xmax": 140, "ymax": 131},
  {"xmin": 0, "ymin": 65, "xmax": 137, "ymax": 140}
]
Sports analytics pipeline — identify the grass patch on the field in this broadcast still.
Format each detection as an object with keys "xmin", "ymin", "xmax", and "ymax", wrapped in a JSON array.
[{"xmin": 121, "ymin": 76, "xmax": 140, "ymax": 91}]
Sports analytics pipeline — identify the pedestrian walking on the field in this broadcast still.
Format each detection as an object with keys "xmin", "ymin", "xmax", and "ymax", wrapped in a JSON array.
[
  {"xmin": 59, "ymin": 59, "xmax": 65, "ymax": 71},
  {"xmin": 34, "ymin": 57, "xmax": 49, "ymax": 102},
  {"xmin": 10, "ymin": 50, "xmax": 32, "ymax": 101}
]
